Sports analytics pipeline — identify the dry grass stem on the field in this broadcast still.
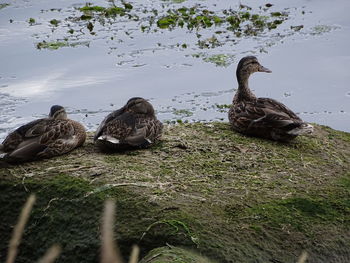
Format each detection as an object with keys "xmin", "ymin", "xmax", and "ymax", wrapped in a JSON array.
[
  {"xmin": 128, "ymin": 245, "xmax": 140, "ymax": 263},
  {"xmin": 297, "ymin": 251, "xmax": 308, "ymax": 263},
  {"xmin": 37, "ymin": 245, "xmax": 61, "ymax": 263},
  {"xmin": 6, "ymin": 194, "xmax": 36, "ymax": 263},
  {"xmin": 101, "ymin": 199, "xmax": 123, "ymax": 263}
]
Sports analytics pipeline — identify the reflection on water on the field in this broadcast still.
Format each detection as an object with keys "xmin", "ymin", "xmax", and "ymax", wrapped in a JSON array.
[
  {"xmin": 1, "ymin": 71, "xmax": 116, "ymax": 98},
  {"xmin": 0, "ymin": 0, "xmax": 349, "ymax": 141}
]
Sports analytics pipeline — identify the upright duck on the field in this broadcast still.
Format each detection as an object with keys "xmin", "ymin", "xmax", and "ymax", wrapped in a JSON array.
[
  {"xmin": 94, "ymin": 97, "xmax": 163, "ymax": 151},
  {"xmin": 0, "ymin": 105, "xmax": 86, "ymax": 163},
  {"xmin": 229, "ymin": 56, "xmax": 313, "ymax": 142}
]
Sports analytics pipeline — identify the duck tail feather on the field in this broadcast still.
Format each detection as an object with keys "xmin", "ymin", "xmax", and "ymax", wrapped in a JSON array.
[
  {"xmin": 0, "ymin": 144, "xmax": 4, "ymax": 153},
  {"xmin": 287, "ymin": 123, "xmax": 314, "ymax": 135},
  {"xmin": 97, "ymin": 135, "xmax": 120, "ymax": 144}
]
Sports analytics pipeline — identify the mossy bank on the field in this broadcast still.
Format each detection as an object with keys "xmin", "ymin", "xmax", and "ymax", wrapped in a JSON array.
[{"xmin": 0, "ymin": 123, "xmax": 349, "ymax": 262}]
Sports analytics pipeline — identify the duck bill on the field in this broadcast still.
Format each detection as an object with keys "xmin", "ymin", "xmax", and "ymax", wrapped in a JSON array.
[{"xmin": 258, "ymin": 65, "xmax": 272, "ymax": 73}]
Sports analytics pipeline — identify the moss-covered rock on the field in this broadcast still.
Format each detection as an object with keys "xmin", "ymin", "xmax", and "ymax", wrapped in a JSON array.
[
  {"xmin": 139, "ymin": 246, "xmax": 216, "ymax": 263},
  {"xmin": 0, "ymin": 123, "xmax": 349, "ymax": 262}
]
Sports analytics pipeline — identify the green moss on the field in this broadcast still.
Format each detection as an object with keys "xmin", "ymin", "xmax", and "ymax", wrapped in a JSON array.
[
  {"xmin": 245, "ymin": 196, "xmax": 349, "ymax": 231},
  {"xmin": 0, "ymin": 174, "xmax": 201, "ymax": 262},
  {"xmin": 338, "ymin": 173, "xmax": 350, "ymax": 189},
  {"xmin": 1, "ymin": 123, "xmax": 349, "ymax": 263},
  {"xmin": 140, "ymin": 246, "xmax": 216, "ymax": 263}
]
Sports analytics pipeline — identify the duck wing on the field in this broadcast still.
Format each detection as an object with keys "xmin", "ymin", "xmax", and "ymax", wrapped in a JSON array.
[
  {"xmin": 233, "ymin": 98, "xmax": 302, "ymax": 132},
  {"xmin": 94, "ymin": 108, "xmax": 125, "ymax": 141},
  {"xmin": 1, "ymin": 118, "xmax": 46, "ymax": 152},
  {"xmin": 256, "ymin": 98, "xmax": 301, "ymax": 121},
  {"xmin": 6, "ymin": 120, "xmax": 77, "ymax": 161},
  {"xmin": 96, "ymin": 111, "xmax": 162, "ymax": 148},
  {"xmin": 123, "ymin": 118, "xmax": 163, "ymax": 147}
]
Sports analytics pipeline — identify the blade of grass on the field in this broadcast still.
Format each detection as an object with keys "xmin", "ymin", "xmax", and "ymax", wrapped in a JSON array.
[
  {"xmin": 101, "ymin": 199, "xmax": 123, "ymax": 263},
  {"xmin": 6, "ymin": 194, "xmax": 36, "ymax": 263},
  {"xmin": 297, "ymin": 251, "xmax": 308, "ymax": 263},
  {"xmin": 128, "ymin": 245, "xmax": 139, "ymax": 263},
  {"xmin": 37, "ymin": 245, "xmax": 61, "ymax": 263}
]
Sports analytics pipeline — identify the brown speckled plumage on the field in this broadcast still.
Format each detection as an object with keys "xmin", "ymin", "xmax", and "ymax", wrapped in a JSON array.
[
  {"xmin": 0, "ymin": 105, "xmax": 86, "ymax": 163},
  {"xmin": 94, "ymin": 97, "xmax": 163, "ymax": 151},
  {"xmin": 229, "ymin": 56, "xmax": 313, "ymax": 142}
]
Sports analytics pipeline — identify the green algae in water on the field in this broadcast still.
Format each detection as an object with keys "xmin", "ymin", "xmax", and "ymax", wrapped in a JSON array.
[
  {"xmin": 161, "ymin": 0, "xmax": 187, "ymax": 3},
  {"xmin": 203, "ymin": 54, "xmax": 235, "ymax": 67},
  {"xmin": 36, "ymin": 40, "xmax": 89, "ymax": 50},
  {"xmin": 79, "ymin": 3, "xmax": 133, "ymax": 17},
  {"xmin": 30, "ymin": 2, "xmax": 291, "ymax": 53},
  {"xmin": 49, "ymin": 19, "xmax": 60, "ymax": 26},
  {"xmin": 155, "ymin": 5, "xmax": 287, "ymax": 34},
  {"xmin": 37, "ymin": 41, "xmax": 68, "ymax": 50},
  {"xmin": 28, "ymin": 17, "xmax": 36, "ymax": 25},
  {"xmin": 311, "ymin": 24, "xmax": 339, "ymax": 35},
  {"xmin": 0, "ymin": 3, "xmax": 9, "ymax": 10},
  {"xmin": 173, "ymin": 109, "xmax": 194, "ymax": 117},
  {"xmin": 191, "ymin": 53, "xmax": 235, "ymax": 67}
]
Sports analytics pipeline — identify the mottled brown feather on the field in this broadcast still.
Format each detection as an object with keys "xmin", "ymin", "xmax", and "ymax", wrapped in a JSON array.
[
  {"xmin": 94, "ymin": 98, "xmax": 163, "ymax": 151},
  {"xmin": 1, "ymin": 107, "xmax": 86, "ymax": 163},
  {"xmin": 229, "ymin": 56, "xmax": 312, "ymax": 142}
]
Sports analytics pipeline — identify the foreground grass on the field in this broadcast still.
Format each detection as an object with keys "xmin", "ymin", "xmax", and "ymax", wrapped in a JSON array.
[{"xmin": 0, "ymin": 123, "xmax": 349, "ymax": 262}]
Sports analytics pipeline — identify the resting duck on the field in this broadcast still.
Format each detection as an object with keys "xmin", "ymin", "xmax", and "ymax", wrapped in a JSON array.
[
  {"xmin": 228, "ymin": 56, "xmax": 313, "ymax": 142},
  {"xmin": 0, "ymin": 105, "xmax": 86, "ymax": 163},
  {"xmin": 94, "ymin": 97, "xmax": 163, "ymax": 151}
]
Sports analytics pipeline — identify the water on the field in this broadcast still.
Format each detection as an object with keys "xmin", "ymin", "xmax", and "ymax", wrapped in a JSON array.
[{"xmin": 0, "ymin": 0, "xmax": 349, "ymax": 140}]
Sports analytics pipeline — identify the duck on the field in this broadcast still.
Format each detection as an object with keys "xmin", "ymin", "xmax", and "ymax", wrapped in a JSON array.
[
  {"xmin": 94, "ymin": 97, "xmax": 163, "ymax": 151},
  {"xmin": 228, "ymin": 56, "xmax": 313, "ymax": 142},
  {"xmin": 0, "ymin": 105, "xmax": 86, "ymax": 163}
]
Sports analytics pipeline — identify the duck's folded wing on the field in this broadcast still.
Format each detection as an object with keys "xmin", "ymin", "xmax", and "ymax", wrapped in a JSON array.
[
  {"xmin": 8, "ymin": 121, "xmax": 76, "ymax": 160},
  {"xmin": 257, "ymin": 98, "xmax": 301, "ymax": 120},
  {"xmin": 235, "ymin": 101, "xmax": 299, "ymax": 131},
  {"xmin": 124, "ymin": 119, "xmax": 162, "ymax": 147},
  {"xmin": 94, "ymin": 108, "xmax": 125, "ymax": 141},
  {"xmin": 1, "ymin": 119, "xmax": 45, "ymax": 152}
]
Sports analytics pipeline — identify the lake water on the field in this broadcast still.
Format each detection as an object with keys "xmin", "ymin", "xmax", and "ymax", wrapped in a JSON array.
[{"xmin": 0, "ymin": 0, "xmax": 349, "ymax": 141}]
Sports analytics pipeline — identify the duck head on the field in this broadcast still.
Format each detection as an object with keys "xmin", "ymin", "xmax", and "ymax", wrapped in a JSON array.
[
  {"xmin": 125, "ymin": 97, "xmax": 155, "ymax": 116},
  {"xmin": 236, "ymin": 56, "xmax": 271, "ymax": 83},
  {"xmin": 49, "ymin": 105, "xmax": 67, "ymax": 119}
]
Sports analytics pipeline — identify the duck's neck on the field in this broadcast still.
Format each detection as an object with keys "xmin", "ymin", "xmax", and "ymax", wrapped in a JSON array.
[{"xmin": 234, "ymin": 72, "xmax": 256, "ymax": 102}]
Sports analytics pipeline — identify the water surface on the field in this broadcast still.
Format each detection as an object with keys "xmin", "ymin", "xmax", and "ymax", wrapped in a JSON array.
[{"xmin": 0, "ymin": 0, "xmax": 349, "ymax": 140}]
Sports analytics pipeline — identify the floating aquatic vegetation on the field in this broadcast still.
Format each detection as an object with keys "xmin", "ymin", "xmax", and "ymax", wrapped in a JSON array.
[
  {"xmin": 31, "ymin": 2, "xmax": 289, "ymax": 51},
  {"xmin": 79, "ymin": 2, "xmax": 134, "ymax": 19},
  {"xmin": 310, "ymin": 24, "xmax": 339, "ymax": 35},
  {"xmin": 173, "ymin": 109, "xmax": 194, "ymax": 117},
  {"xmin": 49, "ymin": 19, "xmax": 60, "ymax": 26},
  {"xmin": 0, "ymin": 3, "xmax": 9, "ymax": 10},
  {"xmin": 28, "ymin": 18, "xmax": 36, "ymax": 25},
  {"xmin": 161, "ymin": 0, "xmax": 187, "ymax": 3},
  {"xmin": 23, "ymin": 1, "xmax": 315, "ymax": 70},
  {"xmin": 191, "ymin": 53, "xmax": 235, "ymax": 67},
  {"xmin": 36, "ymin": 40, "xmax": 90, "ymax": 50},
  {"xmin": 153, "ymin": 5, "xmax": 288, "ymax": 35}
]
